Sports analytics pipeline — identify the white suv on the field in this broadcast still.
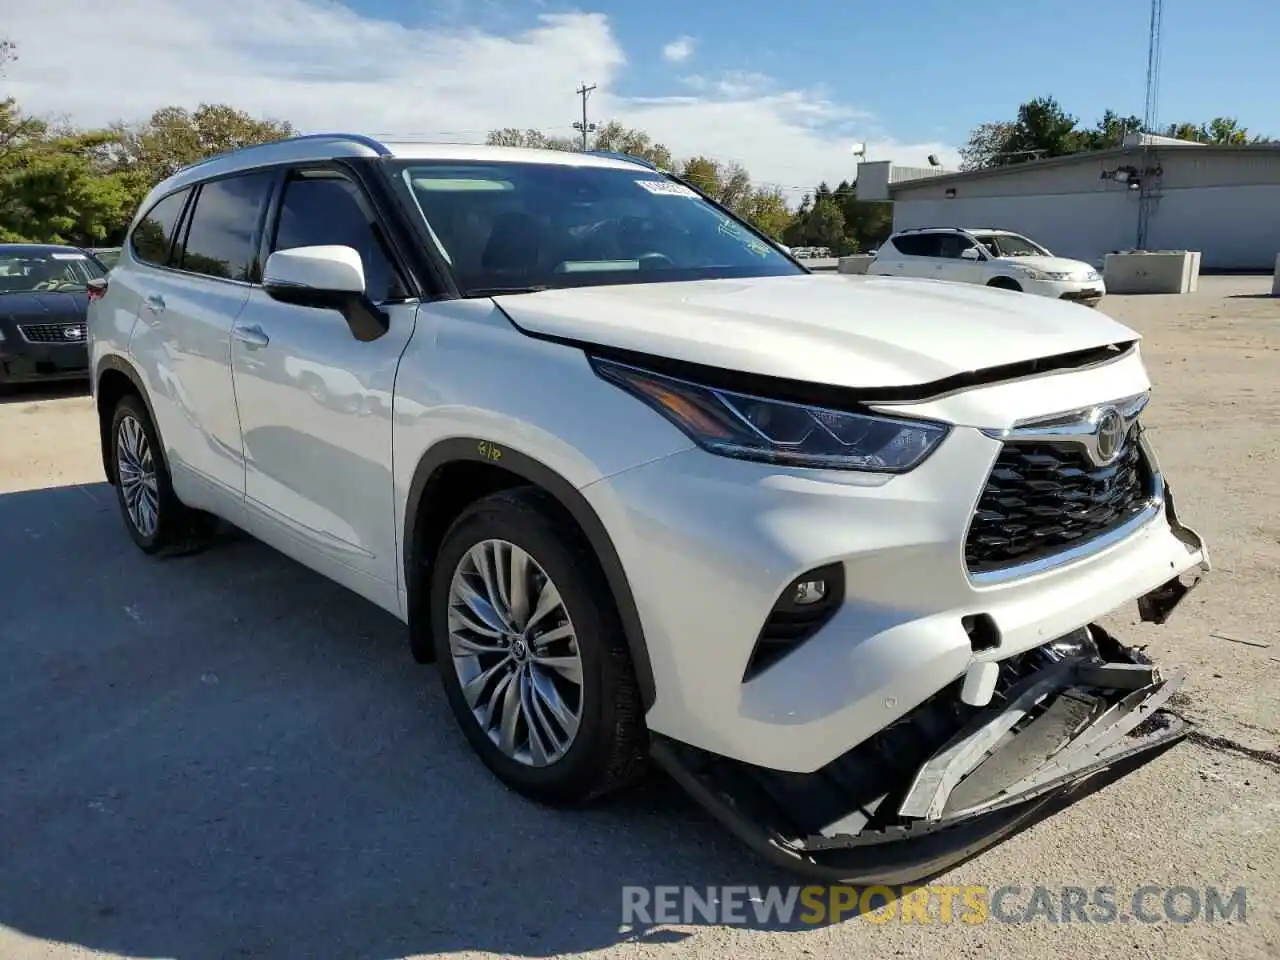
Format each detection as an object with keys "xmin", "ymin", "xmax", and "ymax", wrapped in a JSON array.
[
  {"xmin": 870, "ymin": 227, "xmax": 1107, "ymax": 306},
  {"xmin": 87, "ymin": 135, "xmax": 1208, "ymax": 883}
]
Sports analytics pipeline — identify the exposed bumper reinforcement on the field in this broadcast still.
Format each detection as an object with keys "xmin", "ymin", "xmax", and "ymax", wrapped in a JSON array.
[{"xmin": 650, "ymin": 627, "xmax": 1190, "ymax": 884}]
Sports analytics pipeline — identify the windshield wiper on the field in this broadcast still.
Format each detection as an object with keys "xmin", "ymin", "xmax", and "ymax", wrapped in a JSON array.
[{"xmin": 462, "ymin": 285, "xmax": 548, "ymax": 298}]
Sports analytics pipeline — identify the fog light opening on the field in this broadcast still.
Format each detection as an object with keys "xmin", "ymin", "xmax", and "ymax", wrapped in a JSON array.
[
  {"xmin": 962, "ymin": 613, "xmax": 1002, "ymax": 652},
  {"xmin": 792, "ymin": 579, "xmax": 828, "ymax": 605}
]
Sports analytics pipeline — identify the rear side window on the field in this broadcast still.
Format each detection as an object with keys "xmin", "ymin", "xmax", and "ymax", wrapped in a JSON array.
[
  {"xmin": 178, "ymin": 172, "xmax": 276, "ymax": 282},
  {"xmin": 130, "ymin": 188, "xmax": 191, "ymax": 265},
  {"xmin": 891, "ymin": 233, "xmax": 943, "ymax": 257},
  {"xmin": 270, "ymin": 173, "xmax": 401, "ymax": 302}
]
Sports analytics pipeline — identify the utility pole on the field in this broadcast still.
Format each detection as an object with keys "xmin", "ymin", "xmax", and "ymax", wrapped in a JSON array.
[
  {"xmin": 1136, "ymin": 0, "xmax": 1164, "ymax": 249},
  {"xmin": 573, "ymin": 82, "xmax": 597, "ymax": 150}
]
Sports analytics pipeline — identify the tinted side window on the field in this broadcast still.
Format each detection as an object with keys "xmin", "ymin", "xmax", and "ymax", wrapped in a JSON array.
[
  {"xmin": 130, "ymin": 188, "xmax": 191, "ymax": 265},
  {"xmin": 891, "ymin": 233, "xmax": 942, "ymax": 257},
  {"xmin": 178, "ymin": 172, "xmax": 275, "ymax": 281},
  {"xmin": 937, "ymin": 234, "xmax": 977, "ymax": 258},
  {"xmin": 271, "ymin": 174, "xmax": 400, "ymax": 302}
]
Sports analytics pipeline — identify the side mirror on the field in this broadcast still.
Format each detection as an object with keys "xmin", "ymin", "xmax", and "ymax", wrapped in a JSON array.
[
  {"xmin": 263, "ymin": 245, "xmax": 388, "ymax": 342},
  {"xmin": 960, "ymin": 247, "xmax": 981, "ymax": 261}
]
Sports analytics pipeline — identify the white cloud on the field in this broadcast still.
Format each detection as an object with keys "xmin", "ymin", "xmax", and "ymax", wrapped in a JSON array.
[
  {"xmin": 661, "ymin": 35, "xmax": 696, "ymax": 63},
  {"xmin": 1, "ymin": 0, "xmax": 959, "ymax": 201}
]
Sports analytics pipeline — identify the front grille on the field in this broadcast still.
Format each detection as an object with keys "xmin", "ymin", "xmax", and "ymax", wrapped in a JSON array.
[
  {"xmin": 965, "ymin": 426, "xmax": 1153, "ymax": 575},
  {"xmin": 20, "ymin": 321, "xmax": 85, "ymax": 343}
]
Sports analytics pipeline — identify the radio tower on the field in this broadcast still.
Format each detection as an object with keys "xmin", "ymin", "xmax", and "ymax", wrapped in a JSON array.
[{"xmin": 1136, "ymin": 0, "xmax": 1164, "ymax": 249}]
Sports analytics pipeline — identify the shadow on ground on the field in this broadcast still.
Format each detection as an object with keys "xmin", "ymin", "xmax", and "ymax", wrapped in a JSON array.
[
  {"xmin": 0, "ymin": 379, "xmax": 91, "ymax": 406},
  {"xmin": 0, "ymin": 482, "xmax": 1145, "ymax": 958}
]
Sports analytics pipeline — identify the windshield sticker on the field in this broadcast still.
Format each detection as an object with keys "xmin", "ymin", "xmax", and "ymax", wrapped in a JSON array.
[
  {"xmin": 50, "ymin": 252, "xmax": 87, "ymax": 260},
  {"xmin": 715, "ymin": 216, "xmax": 772, "ymax": 258},
  {"xmin": 636, "ymin": 179, "xmax": 699, "ymax": 198}
]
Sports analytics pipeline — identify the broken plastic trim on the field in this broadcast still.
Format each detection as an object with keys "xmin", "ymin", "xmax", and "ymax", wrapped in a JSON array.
[
  {"xmin": 649, "ymin": 626, "xmax": 1192, "ymax": 884},
  {"xmin": 1139, "ymin": 478, "xmax": 1210, "ymax": 625}
]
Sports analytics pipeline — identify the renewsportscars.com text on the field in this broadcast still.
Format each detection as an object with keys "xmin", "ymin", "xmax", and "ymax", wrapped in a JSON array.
[{"xmin": 621, "ymin": 884, "xmax": 1248, "ymax": 926}]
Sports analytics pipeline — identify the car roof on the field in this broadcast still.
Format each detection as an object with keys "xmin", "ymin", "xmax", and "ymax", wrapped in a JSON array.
[
  {"xmin": 0, "ymin": 243, "xmax": 88, "ymax": 255},
  {"xmin": 145, "ymin": 134, "xmax": 658, "ymax": 203}
]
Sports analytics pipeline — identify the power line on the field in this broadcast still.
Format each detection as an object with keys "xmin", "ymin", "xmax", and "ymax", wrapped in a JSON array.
[{"xmin": 573, "ymin": 82, "xmax": 597, "ymax": 150}]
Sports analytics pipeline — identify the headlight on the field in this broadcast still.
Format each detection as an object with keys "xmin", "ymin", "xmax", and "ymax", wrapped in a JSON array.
[
  {"xmin": 1014, "ymin": 265, "xmax": 1072, "ymax": 281},
  {"xmin": 592, "ymin": 358, "xmax": 950, "ymax": 472}
]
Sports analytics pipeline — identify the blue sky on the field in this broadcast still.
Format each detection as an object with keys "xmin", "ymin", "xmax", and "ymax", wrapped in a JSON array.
[
  {"xmin": 6, "ymin": 0, "xmax": 1275, "ymax": 198},
  {"xmin": 361, "ymin": 0, "xmax": 1277, "ymax": 146}
]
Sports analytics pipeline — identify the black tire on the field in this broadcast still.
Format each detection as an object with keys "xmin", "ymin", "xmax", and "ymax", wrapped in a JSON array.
[
  {"xmin": 109, "ymin": 393, "xmax": 216, "ymax": 556},
  {"xmin": 987, "ymin": 276, "xmax": 1023, "ymax": 292},
  {"xmin": 430, "ymin": 488, "xmax": 647, "ymax": 805}
]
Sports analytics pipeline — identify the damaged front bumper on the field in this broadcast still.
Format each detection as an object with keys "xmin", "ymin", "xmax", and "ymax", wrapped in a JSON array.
[{"xmin": 651, "ymin": 622, "xmax": 1196, "ymax": 885}]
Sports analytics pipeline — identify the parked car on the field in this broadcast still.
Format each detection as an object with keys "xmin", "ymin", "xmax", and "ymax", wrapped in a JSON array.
[
  {"xmin": 88, "ymin": 135, "xmax": 1208, "ymax": 883},
  {"xmin": 0, "ymin": 243, "xmax": 107, "ymax": 392},
  {"xmin": 869, "ymin": 227, "xmax": 1107, "ymax": 306},
  {"xmin": 88, "ymin": 246, "xmax": 123, "ymax": 270}
]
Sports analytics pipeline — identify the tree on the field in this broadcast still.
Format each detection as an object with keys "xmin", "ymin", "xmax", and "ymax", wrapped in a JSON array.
[
  {"xmin": 590, "ymin": 121, "xmax": 674, "ymax": 169},
  {"xmin": 111, "ymin": 104, "xmax": 295, "ymax": 185},
  {"xmin": 962, "ymin": 100, "xmax": 1274, "ymax": 171},
  {"xmin": 485, "ymin": 127, "xmax": 577, "ymax": 152},
  {"xmin": 1083, "ymin": 109, "xmax": 1143, "ymax": 150},
  {"xmin": 485, "ymin": 121, "xmax": 675, "ymax": 168},
  {"xmin": 958, "ymin": 121, "xmax": 1020, "ymax": 171},
  {"xmin": 741, "ymin": 187, "xmax": 791, "ymax": 240},
  {"xmin": 1161, "ymin": 117, "xmax": 1271, "ymax": 145},
  {"xmin": 0, "ymin": 100, "xmax": 134, "ymax": 244},
  {"xmin": 678, "ymin": 155, "xmax": 752, "ymax": 214}
]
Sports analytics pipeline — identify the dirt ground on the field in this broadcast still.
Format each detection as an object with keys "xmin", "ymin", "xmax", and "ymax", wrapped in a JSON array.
[{"xmin": 0, "ymin": 275, "xmax": 1276, "ymax": 960}]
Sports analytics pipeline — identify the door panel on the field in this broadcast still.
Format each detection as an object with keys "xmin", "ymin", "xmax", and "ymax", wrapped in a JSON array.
[
  {"xmin": 129, "ymin": 270, "xmax": 251, "ymax": 507},
  {"xmin": 126, "ymin": 172, "xmax": 275, "ymax": 513},
  {"xmin": 935, "ymin": 235, "xmax": 983, "ymax": 283},
  {"xmin": 230, "ymin": 166, "xmax": 417, "ymax": 596},
  {"xmin": 232, "ymin": 293, "xmax": 416, "ymax": 588}
]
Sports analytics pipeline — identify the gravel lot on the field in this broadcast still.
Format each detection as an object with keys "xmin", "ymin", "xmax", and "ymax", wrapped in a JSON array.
[{"xmin": 1, "ymin": 275, "xmax": 1276, "ymax": 959}]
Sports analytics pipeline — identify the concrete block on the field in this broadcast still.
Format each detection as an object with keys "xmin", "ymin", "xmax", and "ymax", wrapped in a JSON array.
[
  {"xmin": 1273, "ymin": 253, "xmax": 1280, "ymax": 297},
  {"xmin": 838, "ymin": 255, "xmax": 875, "ymax": 275},
  {"xmin": 1103, "ymin": 251, "xmax": 1201, "ymax": 295}
]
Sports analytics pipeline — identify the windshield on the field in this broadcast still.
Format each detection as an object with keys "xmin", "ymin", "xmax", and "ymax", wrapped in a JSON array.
[
  {"xmin": 395, "ymin": 160, "xmax": 802, "ymax": 295},
  {"xmin": 0, "ymin": 249, "xmax": 106, "ymax": 293},
  {"xmin": 974, "ymin": 233, "xmax": 1051, "ymax": 258}
]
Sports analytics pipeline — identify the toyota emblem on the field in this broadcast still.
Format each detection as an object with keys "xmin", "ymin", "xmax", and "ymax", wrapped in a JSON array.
[{"xmin": 1094, "ymin": 407, "xmax": 1125, "ymax": 463}]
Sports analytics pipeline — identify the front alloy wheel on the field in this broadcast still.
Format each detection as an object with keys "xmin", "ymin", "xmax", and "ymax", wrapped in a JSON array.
[
  {"xmin": 447, "ymin": 539, "xmax": 584, "ymax": 767},
  {"xmin": 430, "ymin": 489, "xmax": 647, "ymax": 804}
]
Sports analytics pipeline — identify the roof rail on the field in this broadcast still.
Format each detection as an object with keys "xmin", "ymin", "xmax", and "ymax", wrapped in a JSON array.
[
  {"xmin": 173, "ymin": 132, "xmax": 391, "ymax": 177},
  {"xmin": 896, "ymin": 226, "xmax": 968, "ymax": 234},
  {"xmin": 585, "ymin": 150, "xmax": 660, "ymax": 170}
]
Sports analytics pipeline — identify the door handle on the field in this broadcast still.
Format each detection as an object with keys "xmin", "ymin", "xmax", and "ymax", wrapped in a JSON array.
[
  {"xmin": 233, "ymin": 324, "xmax": 270, "ymax": 349},
  {"xmin": 144, "ymin": 294, "xmax": 165, "ymax": 313}
]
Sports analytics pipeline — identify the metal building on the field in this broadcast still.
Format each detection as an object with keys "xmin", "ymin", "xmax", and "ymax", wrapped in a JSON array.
[{"xmin": 859, "ymin": 144, "xmax": 1280, "ymax": 271}]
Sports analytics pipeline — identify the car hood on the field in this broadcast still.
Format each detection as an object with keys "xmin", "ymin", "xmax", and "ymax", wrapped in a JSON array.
[
  {"xmin": 993, "ymin": 255, "xmax": 1096, "ymax": 276},
  {"xmin": 492, "ymin": 273, "xmax": 1137, "ymax": 389},
  {"xmin": 0, "ymin": 291, "xmax": 89, "ymax": 319}
]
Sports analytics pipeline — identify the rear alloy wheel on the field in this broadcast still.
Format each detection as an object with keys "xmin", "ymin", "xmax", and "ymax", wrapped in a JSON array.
[
  {"xmin": 110, "ymin": 394, "xmax": 216, "ymax": 556},
  {"xmin": 116, "ymin": 411, "xmax": 160, "ymax": 540},
  {"xmin": 430, "ymin": 489, "xmax": 647, "ymax": 804}
]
